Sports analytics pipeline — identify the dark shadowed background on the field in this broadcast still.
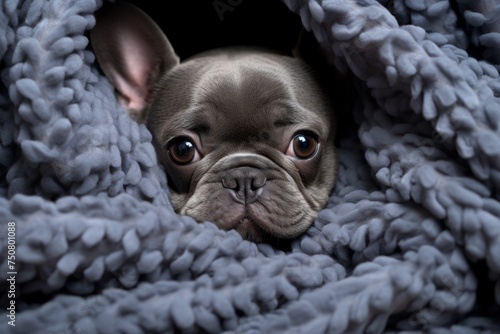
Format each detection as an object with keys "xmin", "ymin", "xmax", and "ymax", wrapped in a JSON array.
[{"xmin": 126, "ymin": 0, "xmax": 304, "ymax": 60}]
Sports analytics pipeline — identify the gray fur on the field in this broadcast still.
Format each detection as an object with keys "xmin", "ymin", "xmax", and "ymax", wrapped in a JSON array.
[{"xmin": 91, "ymin": 4, "xmax": 337, "ymax": 242}]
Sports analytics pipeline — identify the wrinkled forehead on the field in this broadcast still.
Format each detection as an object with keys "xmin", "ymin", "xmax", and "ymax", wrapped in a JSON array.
[
  {"xmin": 196, "ymin": 57, "xmax": 294, "ymax": 102},
  {"xmin": 194, "ymin": 60, "xmax": 297, "ymax": 127},
  {"xmin": 150, "ymin": 54, "xmax": 329, "ymax": 143}
]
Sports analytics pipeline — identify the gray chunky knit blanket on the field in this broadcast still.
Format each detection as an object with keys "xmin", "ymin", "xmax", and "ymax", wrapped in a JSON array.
[{"xmin": 1, "ymin": 0, "xmax": 500, "ymax": 333}]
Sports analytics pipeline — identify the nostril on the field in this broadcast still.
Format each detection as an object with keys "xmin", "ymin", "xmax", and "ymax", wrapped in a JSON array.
[
  {"xmin": 222, "ymin": 178, "xmax": 237, "ymax": 190},
  {"xmin": 251, "ymin": 177, "xmax": 266, "ymax": 190}
]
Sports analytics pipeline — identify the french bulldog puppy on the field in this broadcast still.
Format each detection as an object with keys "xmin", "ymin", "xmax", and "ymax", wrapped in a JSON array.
[{"xmin": 91, "ymin": 2, "xmax": 337, "ymax": 242}]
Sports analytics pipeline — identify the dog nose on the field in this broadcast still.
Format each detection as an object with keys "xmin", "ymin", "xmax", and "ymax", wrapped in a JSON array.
[{"xmin": 222, "ymin": 167, "xmax": 267, "ymax": 204}]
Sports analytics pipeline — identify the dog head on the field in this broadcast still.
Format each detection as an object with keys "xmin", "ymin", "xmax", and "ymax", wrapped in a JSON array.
[{"xmin": 91, "ymin": 2, "xmax": 337, "ymax": 242}]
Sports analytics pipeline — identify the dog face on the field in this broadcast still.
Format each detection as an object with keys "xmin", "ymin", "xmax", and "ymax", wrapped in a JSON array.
[{"xmin": 91, "ymin": 2, "xmax": 337, "ymax": 242}]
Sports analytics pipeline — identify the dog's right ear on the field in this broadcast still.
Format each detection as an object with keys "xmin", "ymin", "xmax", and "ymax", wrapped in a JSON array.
[{"xmin": 90, "ymin": 2, "xmax": 179, "ymax": 122}]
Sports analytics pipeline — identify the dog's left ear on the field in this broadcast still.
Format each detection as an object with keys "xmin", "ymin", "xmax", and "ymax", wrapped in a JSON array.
[{"xmin": 90, "ymin": 2, "xmax": 179, "ymax": 122}]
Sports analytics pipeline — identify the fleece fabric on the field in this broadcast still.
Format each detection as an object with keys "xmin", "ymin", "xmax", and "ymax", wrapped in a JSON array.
[{"xmin": 1, "ymin": 0, "xmax": 500, "ymax": 333}]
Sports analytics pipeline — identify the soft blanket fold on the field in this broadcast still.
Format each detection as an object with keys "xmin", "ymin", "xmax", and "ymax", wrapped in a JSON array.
[{"xmin": 1, "ymin": 0, "xmax": 500, "ymax": 333}]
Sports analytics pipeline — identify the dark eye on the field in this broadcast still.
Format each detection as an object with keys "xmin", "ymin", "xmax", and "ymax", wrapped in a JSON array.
[
  {"xmin": 167, "ymin": 137, "xmax": 200, "ymax": 165},
  {"xmin": 286, "ymin": 133, "xmax": 318, "ymax": 159}
]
